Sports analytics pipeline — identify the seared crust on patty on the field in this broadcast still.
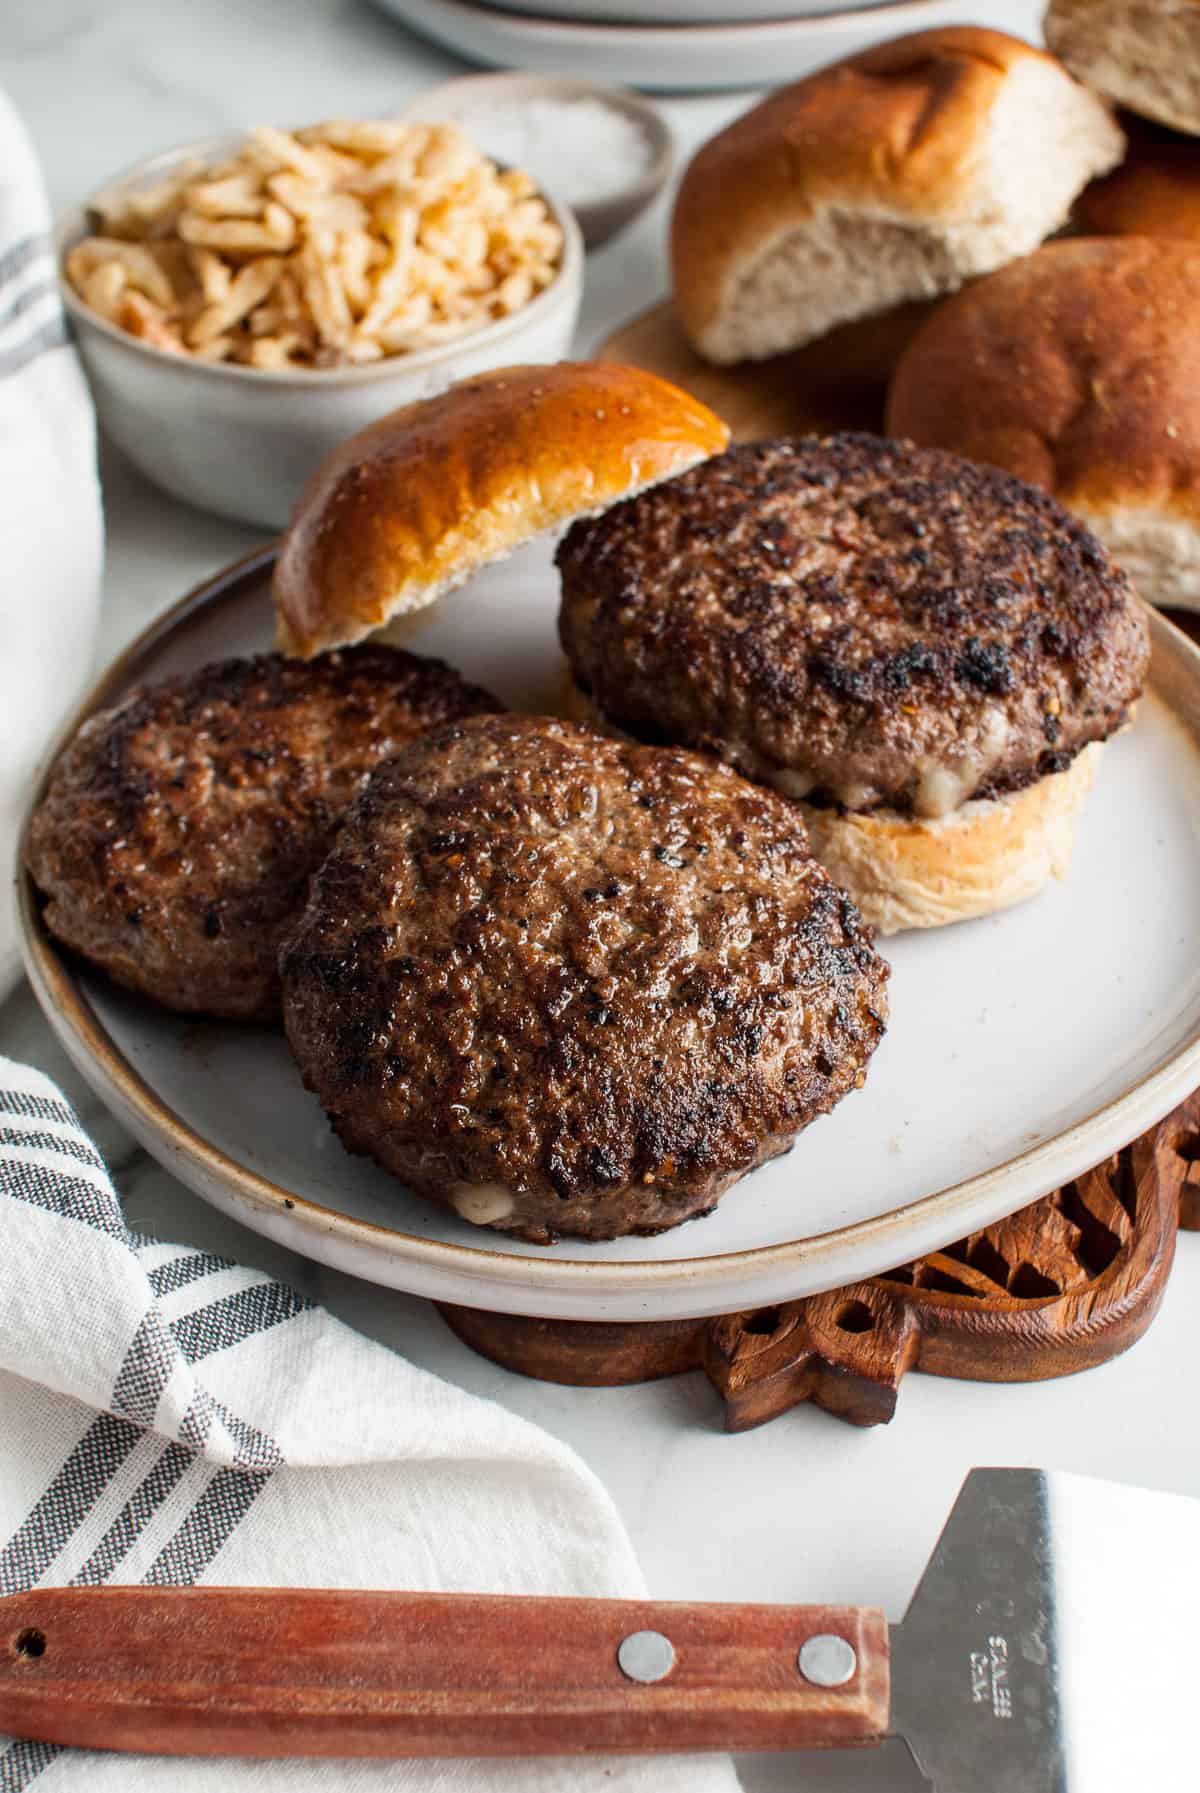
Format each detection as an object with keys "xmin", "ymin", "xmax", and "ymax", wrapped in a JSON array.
[
  {"xmin": 557, "ymin": 433, "xmax": 1149, "ymax": 818},
  {"xmin": 280, "ymin": 714, "xmax": 888, "ymax": 1244},
  {"xmin": 25, "ymin": 647, "xmax": 501, "ymax": 1022}
]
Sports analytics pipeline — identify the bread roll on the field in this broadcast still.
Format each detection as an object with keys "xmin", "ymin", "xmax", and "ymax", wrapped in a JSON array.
[
  {"xmin": 1045, "ymin": 0, "xmax": 1200, "ymax": 137},
  {"xmin": 273, "ymin": 362, "xmax": 730, "ymax": 657},
  {"xmin": 1076, "ymin": 115, "xmax": 1200, "ymax": 240},
  {"xmin": 886, "ymin": 237, "xmax": 1200, "ymax": 609},
  {"xmin": 670, "ymin": 26, "xmax": 1124, "ymax": 366}
]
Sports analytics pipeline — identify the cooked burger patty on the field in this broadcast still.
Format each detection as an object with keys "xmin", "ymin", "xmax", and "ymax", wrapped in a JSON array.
[
  {"xmin": 558, "ymin": 433, "xmax": 1149, "ymax": 818},
  {"xmin": 25, "ymin": 647, "xmax": 501, "ymax": 1021},
  {"xmin": 281, "ymin": 714, "xmax": 888, "ymax": 1244}
]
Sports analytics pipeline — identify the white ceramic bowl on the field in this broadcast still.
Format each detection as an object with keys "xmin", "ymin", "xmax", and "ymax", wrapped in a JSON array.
[{"xmin": 57, "ymin": 133, "xmax": 584, "ymax": 530}]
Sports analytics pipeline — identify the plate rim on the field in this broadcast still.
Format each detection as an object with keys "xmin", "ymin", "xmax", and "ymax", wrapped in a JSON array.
[{"xmin": 17, "ymin": 546, "xmax": 1200, "ymax": 1317}]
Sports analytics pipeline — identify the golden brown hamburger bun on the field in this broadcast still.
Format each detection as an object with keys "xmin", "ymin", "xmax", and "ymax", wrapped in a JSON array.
[
  {"xmin": 670, "ymin": 26, "xmax": 1123, "ymax": 366},
  {"xmin": 563, "ymin": 675, "xmax": 1102, "ymax": 935},
  {"xmin": 273, "ymin": 362, "xmax": 730, "ymax": 657},
  {"xmin": 1045, "ymin": 0, "xmax": 1200, "ymax": 137},
  {"xmin": 885, "ymin": 237, "xmax": 1200, "ymax": 608},
  {"xmin": 1076, "ymin": 115, "xmax": 1200, "ymax": 240}
]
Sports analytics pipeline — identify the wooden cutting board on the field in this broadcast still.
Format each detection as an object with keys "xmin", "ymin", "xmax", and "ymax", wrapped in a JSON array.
[
  {"xmin": 441, "ymin": 302, "xmax": 1200, "ymax": 1429},
  {"xmin": 593, "ymin": 294, "xmax": 932, "ymax": 441}
]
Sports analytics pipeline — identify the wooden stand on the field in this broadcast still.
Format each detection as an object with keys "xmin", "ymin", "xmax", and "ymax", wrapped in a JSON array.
[
  {"xmin": 593, "ymin": 295, "xmax": 931, "ymax": 442},
  {"xmin": 440, "ymin": 1092, "xmax": 1200, "ymax": 1430}
]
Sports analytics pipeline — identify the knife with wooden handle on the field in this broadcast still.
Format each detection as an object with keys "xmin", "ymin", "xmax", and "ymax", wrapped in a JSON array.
[
  {"xmin": 0, "ymin": 1586, "xmax": 887, "ymax": 1758},
  {"xmin": 1, "ymin": 1469, "xmax": 1195, "ymax": 1790}
]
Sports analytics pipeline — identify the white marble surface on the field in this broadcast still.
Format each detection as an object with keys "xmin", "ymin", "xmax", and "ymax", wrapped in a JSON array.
[{"xmin": 8, "ymin": 3, "xmax": 1198, "ymax": 1789}]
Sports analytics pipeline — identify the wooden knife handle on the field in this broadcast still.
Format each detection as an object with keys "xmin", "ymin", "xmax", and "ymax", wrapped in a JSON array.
[{"xmin": 0, "ymin": 1587, "xmax": 888, "ymax": 1758}]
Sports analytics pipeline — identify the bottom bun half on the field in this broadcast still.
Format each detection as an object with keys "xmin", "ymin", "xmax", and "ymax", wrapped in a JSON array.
[
  {"xmin": 562, "ymin": 671, "xmax": 1101, "ymax": 934},
  {"xmin": 797, "ymin": 746, "xmax": 1100, "ymax": 935}
]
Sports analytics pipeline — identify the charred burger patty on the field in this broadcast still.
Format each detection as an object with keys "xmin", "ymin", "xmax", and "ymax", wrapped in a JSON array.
[
  {"xmin": 25, "ymin": 645, "xmax": 501, "ymax": 1021},
  {"xmin": 281, "ymin": 713, "xmax": 889, "ymax": 1243},
  {"xmin": 557, "ymin": 432, "xmax": 1148, "ymax": 819}
]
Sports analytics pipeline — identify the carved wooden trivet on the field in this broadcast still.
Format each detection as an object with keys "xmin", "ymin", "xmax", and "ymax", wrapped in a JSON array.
[{"xmin": 439, "ymin": 1090, "xmax": 1200, "ymax": 1432}]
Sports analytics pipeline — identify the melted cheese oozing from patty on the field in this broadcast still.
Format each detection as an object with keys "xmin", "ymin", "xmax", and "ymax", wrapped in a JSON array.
[
  {"xmin": 450, "ymin": 1184, "xmax": 515, "ymax": 1226},
  {"xmin": 910, "ymin": 708, "xmax": 1013, "ymax": 820},
  {"xmin": 576, "ymin": 682, "xmax": 1018, "ymax": 824}
]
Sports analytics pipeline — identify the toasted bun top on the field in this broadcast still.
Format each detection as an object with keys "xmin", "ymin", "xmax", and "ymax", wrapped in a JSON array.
[
  {"xmin": 273, "ymin": 362, "xmax": 729, "ymax": 657},
  {"xmin": 885, "ymin": 236, "xmax": 1200, "ymax": 520},
  {"xmin": 671, "ymin": 27, "xmax": 1087, "ymax": 354},
  {"xmin": 1076, "ymin": 116, "xmax": 1200, "ymax": 241}
]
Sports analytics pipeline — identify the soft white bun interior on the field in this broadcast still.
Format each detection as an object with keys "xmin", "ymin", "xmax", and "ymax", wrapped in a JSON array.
[
  {"xmin": 1076, "ymin": 504, "xmax": 1200, "ymax": 614},
  {"xmin": 1045, "ymin": 0, "xmax": 1200, "ymax": 136},
  {"xmin": 678, "ymin": 50, "xmax": 1124, "ymax": 365}
]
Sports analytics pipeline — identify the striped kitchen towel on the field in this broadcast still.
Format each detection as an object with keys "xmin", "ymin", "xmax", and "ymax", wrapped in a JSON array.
[
  {"xmin": 0, "ymin": 87, "xmax": 103, "ymax": 1004},
  {"xmin": 0, "ymin": 1053, "xmax": 740, "ymax": 1793}
]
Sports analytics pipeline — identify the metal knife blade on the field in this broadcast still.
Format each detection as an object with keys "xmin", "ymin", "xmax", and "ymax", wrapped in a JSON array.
[{"xmin": 889, "ymin": 1467, "xmax": 1198, "ymax": 1792}]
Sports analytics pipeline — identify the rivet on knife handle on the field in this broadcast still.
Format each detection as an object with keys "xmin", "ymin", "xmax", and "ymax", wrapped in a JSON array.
[{"xmin": 0, "ymin": 1587, "xmax": 889, "ymax": 1759}]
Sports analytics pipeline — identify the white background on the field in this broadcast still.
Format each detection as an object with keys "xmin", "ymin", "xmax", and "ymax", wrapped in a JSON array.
[{"xmin": 8, "ymin": 4, "xmax": 1196, "ymax": 1790}]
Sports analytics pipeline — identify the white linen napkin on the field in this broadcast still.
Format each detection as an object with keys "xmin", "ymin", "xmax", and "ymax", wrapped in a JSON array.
[
  {"xmin": 0, "ymin": 1051, "xmax": 741, "ymax": 1791},
  {"xmin": 0, "ymin": 90, "xmax": 103, "ymax": 1003}
]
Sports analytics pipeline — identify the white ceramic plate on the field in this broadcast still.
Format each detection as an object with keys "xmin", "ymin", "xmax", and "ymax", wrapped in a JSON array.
[
  {"xmin": 370, "ymin": 0, "xmax": 998, "ymax": 92},
  {"xmin": 19, "ymin": 545, "xmax": 1200, "ymax": 1322},
  {"xmin": 58, "ymin": 135, "xmax": 582, "ymax": 530}
]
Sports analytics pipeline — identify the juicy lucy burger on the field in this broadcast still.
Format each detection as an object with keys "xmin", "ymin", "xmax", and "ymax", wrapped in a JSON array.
[{"xmin": 559, "ymin": 432, "xmax": 1149, "ymax": 933}]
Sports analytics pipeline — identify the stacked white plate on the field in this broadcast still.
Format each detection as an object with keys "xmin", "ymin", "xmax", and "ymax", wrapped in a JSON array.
[{"xmin": 372, "ymin": 0, "xmax": 1041, "ymax": 93}]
